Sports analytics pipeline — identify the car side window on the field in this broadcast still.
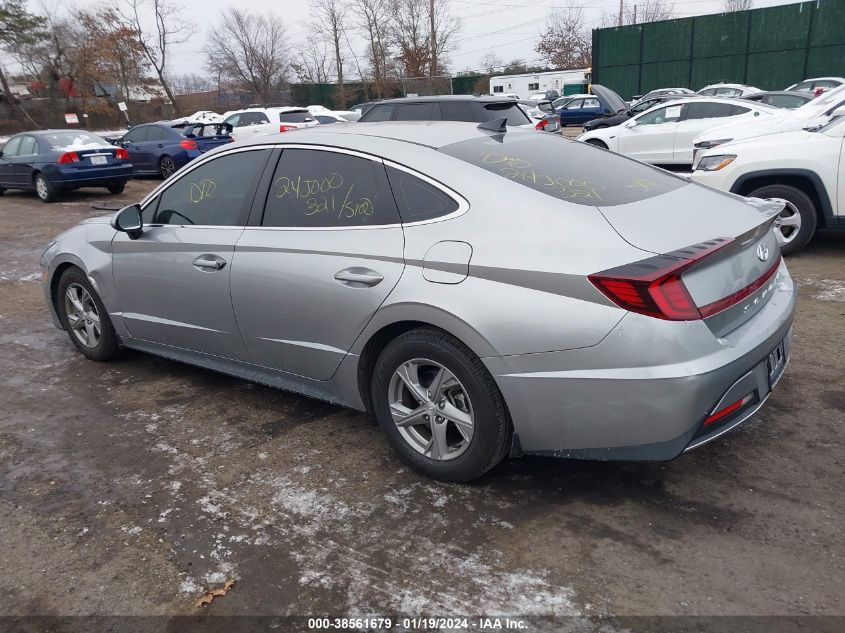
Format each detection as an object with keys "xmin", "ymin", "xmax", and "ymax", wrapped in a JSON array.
[
  {"xmin": 316, "ymin": 115, "xmax": 335, "ymax": 124},
  {"xmin": 18, "ymin": 136, "xmax": 37, "ymax": 155},
  {"xmin": 361, "ymin": 104, "xmax": 395, "ymax": 121},
  {"xmin": 395, "ymin": 103, "xmax": 439, "ymax": 121},
  {"xmin": 223, "ymin": 114, "xmax": 241, "ymax": 127},
  {"xmin": 262, "ymin": 148, "xmax": 401, "ymax": 228},
  {"xmin": 147, "ymin": 126, "xmax": 167, "ymax": 142},
  {"xmin": 125, "ymin": 127, "xmax": 150, "ymax": 143},
  {"xmin": 386, "ymin": 166, "xmax": 459, "ymax": 223},
  {"xmin": 682, "ymin": 102, "xmax": 738, "ymax": 120},
  {"xmin": 439, "ymin": 101, "xmax": 479, "ymax": 122},
  {"xmin": 636, "ymin": 105, "xmax": 680, "ymax": 125},
  {"xmin": 564, "ymin": 99, "xmax": 583, "ymax": 109},
  {"xmin": 698, "ymin": 89, "xmax": 715, "ymax": 96},
  {"xmin": 769, "ymin": 95, "xmax": 804, "ymax": 108},
  {"xmin": 2, "ymin": 136, "xmax": 22, "ymax": 157},
  {"xmin": 631, "ymin": 99, "xmax": 657, "ymax": 113},
  {"xmin": 153, "ymin": 149, "xmax": 271, "ymax": 226},
  {"xmin": 583, "ymin": 98, "xmax": 600, "ymax": 108}
]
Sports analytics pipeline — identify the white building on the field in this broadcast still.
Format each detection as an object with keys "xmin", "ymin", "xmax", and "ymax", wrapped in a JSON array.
[{"xmin": 489, "ymin": 69, "xmax": 590, "ymax": 98}]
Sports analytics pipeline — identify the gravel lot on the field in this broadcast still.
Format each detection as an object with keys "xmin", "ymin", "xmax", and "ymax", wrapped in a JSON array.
[{"xmin": 0, "ymin": 179, "xmax": 842, "ymax": 631}]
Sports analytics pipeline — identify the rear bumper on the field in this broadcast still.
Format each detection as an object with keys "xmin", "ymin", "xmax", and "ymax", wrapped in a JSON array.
[
  {"xmin": 45, "ymin": 164, "xmax": 133, "ymax": 188},
  {"xmin": 485, "ymin": 260, "xmax": 796, "ymax": 460}
]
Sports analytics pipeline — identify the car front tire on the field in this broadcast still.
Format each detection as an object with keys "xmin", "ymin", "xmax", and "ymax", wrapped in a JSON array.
[
  {"xmin": 107, "ymin": 182, "xmax": 126, "ymax": 194},
  {"xmin": 34, "ymin": 173, "xmax": 56, "ymax": 203},
  {"xmin": 748, "ymin": 184, "xmax": 817, "ymax": 255},
  {"xmin": 371, "ymin": 328, "xmax": 511, "ymax": 482},
  {"xmin": 56, "ymin": 268, "xmax": 121, "ymax": 361}
]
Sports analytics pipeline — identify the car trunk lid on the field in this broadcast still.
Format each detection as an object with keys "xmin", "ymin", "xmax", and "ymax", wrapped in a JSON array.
[
  {"xmin": 592, "ymin": 187, "xmax": 785, "ymax": 334},
  {"xmin": 181, "ymin": 123, "xmax": 233, "ymax": 152}
]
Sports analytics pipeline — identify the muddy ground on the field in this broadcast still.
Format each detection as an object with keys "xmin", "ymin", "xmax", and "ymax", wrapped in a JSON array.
[{"xmin": 0, "ymin": 179, "xmax": 842, "ymax": 632}]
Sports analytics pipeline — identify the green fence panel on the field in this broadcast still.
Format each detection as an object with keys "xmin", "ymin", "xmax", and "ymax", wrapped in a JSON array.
[
  {"xmin": 810, "ymin": 0, "xmax": 845, "ymax": 47},
  {"xmin": 642, "ymin": 18, "xmax": 693, "ymax": 62},
  {"xmin": 746, "ymin": 50, "xmax": 807, "ymax": 89},
  {"xmin": 597, "ymin": 25, "xmax": 642, "ymax": 67},
  {"xmin": 640, "ymin": 61, "xmax": 690, "ymax": 92},
  {"xmin": 806, "ymin": 44, "xmax": 845, "ymax": 77},
  {"xmin": 748, "ymin": 2, "xmax": 812, "ymax": 53},
  {"xmin": 597, "ymin": 65, "xmax": 640, "ymax": 99},
  {"xmin": 692, "ymin": 12, "xmax": 749, "ymax": 58},
  {"xmin": 690, "ymin": 55, "xmax": 747, "ymax": 90}
]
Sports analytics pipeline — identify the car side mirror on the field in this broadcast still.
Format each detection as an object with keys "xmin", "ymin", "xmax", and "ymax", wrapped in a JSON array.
[
  {"xmin": 626, "ymin": 118, "xmax": 638, "ymax": 127},
  {"xmin": 830, "ymin": 105, "xmax": 845, "ymax": 118},
  {"xmin": 112, "ymin": 204, "xmax": 143, "ymax": 239}
]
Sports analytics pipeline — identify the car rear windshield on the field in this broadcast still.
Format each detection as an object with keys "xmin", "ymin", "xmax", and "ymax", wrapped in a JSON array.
[
  {"xmin": 279, "ymin": 111, "xmax": 314, "ymax": 123},
  {"xmin": 482, "ymin": 102, "xmax": 531, "ymax": 125},
  {"xmin": 439, "ymin": 133, "xmax": 686, "ymax": 207},
  {"xmin": 42, "ymin": 131, "xmax": 109, "ymax": 150}
]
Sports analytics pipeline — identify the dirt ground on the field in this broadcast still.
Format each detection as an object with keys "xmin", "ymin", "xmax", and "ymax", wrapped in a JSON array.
[{"xmin": 0, "ymin": 179, "xmax": 842, "ymax": 632}]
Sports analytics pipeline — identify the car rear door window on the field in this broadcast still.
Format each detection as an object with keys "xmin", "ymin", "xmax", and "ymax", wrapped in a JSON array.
[
  {"xmin": 439, "ymin": 101, "xmax": 480, "ymax": 122},
  {"xmin": 146, "ymin": 126, "xmax": 167, "ymax": 142},
  {"xmin": 17, "ymin": 136, "xmax": 37, "ymax": 156},
  {"xmin": 395, "ymin": 103, "xmax": 439, "ymax": 121},
  {"xmin": 583, "ymin": 98, "xmax": 600, "ymax": 109},
  {"xmin": 682, "ymin": 102, "xmax": 739, "ymax": 120},
  {"xmin": 153, "ymin": 149, "xmax": 270, "ymax": 226},
  {"xmin": 386, "ymin": 166, "xmax": 459, "ymax": 223},
  {"xmin": 360, "ymin": 104, "xmax": 395, "ymax": 121},
  {"xmin": 262, "ymin": 149, "xmax": 400, "ymax": 228}
]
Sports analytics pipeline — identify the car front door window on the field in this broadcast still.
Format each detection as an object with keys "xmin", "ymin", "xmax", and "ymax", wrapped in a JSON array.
[{"xmin": 231, "ymin": 147, "xmax": 406, "ymax": 379}]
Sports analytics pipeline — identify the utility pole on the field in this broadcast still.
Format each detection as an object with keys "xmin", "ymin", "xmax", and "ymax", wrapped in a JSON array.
[
  {"xmin": 633, "ymin": 4, "xmax": 637, "ymax": 23},
  {"xmin": 618, "ymin": 0, "xmax": 624, "ymax": 26},
  {"xmin": 429, "ymin": 0, "xmax": 437, "ymax": 77}
]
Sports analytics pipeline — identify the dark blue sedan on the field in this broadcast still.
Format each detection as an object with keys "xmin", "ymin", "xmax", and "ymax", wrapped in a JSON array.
[
  {"xmin": 0, "ymin": 130, "xmax": 133, "ymax": 203},
  {"xmin": 117, "ymin": 122, "xmax": 232, "ymax": 179}
]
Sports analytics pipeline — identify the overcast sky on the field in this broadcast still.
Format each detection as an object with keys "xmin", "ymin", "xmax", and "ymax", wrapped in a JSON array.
[{"xmin": 5, "ymin": 0, "xmax": 801, "ymax": 80}]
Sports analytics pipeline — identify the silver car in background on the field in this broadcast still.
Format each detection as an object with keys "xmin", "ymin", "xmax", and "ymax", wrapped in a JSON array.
[{"xmin": 41, "ymin": 122, "xmax": 795, "ymax": 481}]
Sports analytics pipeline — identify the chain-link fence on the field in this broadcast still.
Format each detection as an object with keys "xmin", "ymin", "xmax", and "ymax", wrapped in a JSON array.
[{"xmin": 399, "ymin": 75, "xmax": 453, "ymax": 97}]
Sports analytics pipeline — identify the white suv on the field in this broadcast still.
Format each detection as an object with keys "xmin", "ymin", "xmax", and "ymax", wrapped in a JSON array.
[
  {"xmin": 222, "ymin": 107, "xmax": 318, "ymax": 141},
  {"xmin": 691, "ymin": 115, "xmax": 845, "ymax": 254}
]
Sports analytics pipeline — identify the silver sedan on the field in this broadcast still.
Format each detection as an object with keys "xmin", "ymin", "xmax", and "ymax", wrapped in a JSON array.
[{"xmin": 41, "ymin": 122, "xmax": 795, "ymax": 481}]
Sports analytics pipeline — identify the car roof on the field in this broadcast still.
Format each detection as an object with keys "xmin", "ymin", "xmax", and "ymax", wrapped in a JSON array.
[
  {"xmin": 368, "ymin": 95, "xmax": 523, "ymax": 105},
  {"xmin": 234, "ymin": 120, "xmax": 532, "ymax": 151},
  {"xmin": 744, "ymin": 90, "xmax": 811, "ymax": 97},
  {"xmin": 698, "ymin": 83, "xmax": 755, "ymax": 90}
]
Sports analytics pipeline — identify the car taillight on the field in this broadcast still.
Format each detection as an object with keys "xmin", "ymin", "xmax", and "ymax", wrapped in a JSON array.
[
  {"xmin": 279, "ymin": 124, "xmax": 297, "ymax": 132},
  {"xmin": 180, "ymin": 139, "xmax": 199, "ymax": 150},
  {"xmin": 534, "ymin": 119, "xmax": 548, "ymax": 130},
  {"xmin": 588, "ymin": 238, "xmax": 732, "ymax": 321},
  {"xmin": 115, "ymin": 148, "xmax": 129, "ymax": 160},
  {"xmin": 58, "ymin": 152, "xmax": 80, "ymax": 164}
]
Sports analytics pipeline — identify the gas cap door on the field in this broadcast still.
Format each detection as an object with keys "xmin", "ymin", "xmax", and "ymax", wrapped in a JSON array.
[{"xmin": 422, "ymin": 241, "xmax": 472, "ymax": 284}]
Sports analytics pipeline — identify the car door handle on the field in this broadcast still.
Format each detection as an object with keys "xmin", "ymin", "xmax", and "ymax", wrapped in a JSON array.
[
  {"xmin": 334, "ymin": 268, "xmax": 384, "ymax": 287},
  {"xmin": 157, "ymin": 143, "xmax": 164, "ymax": 148},
  {"xmin": 192, "ymin": 255, "xmax": 227, "ymax": 271}
]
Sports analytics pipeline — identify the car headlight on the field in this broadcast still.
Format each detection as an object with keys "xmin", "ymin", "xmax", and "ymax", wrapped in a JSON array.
[
  {"xmin": 695, "ymin": 154, "xmax": 736, "ymax": 172},
  {"xmin": 694, "ymin": 138, "xmax": 733, "ymax": 150}
]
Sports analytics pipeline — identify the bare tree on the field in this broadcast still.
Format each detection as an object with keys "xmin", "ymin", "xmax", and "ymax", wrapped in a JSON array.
[
  {"xmin": 351, "ymin": 0, "xmax": 392, "ymax": 98},
  {"xmin": 535, "ymin": 2, "xmax": 591, "ymax": 70},
  {"xmin": 480, "ymin": 52, "xmax": 503, "ymax": 75},
  {"xmin": 625, "ymin": 0, "xmax": 674, "ymax": 23},
  {"xmin": 428, "ymin": 0, "xmax": 461, "ymax": 76},
  {"xmin": 205, "ymin": 8, "xmax": 290, "ymax": 104},
  {"xmin": 169, "ymin": 73, "xmax": 216, "ymax": 95},
  {"xmin": 291, "ymin": 36, "xmax": 333, "ymax": 84},
  {"xmin": 391, "ymin": 0, "xmax": 428, "ymax": 78},
  {"xmin": 314, "ymin": 0, "xmax": 348, "ymax": 109},
  {"xmin": 601, "ymin": 0, "xmax": 674, "ymax": 26},
  {"xmin": 723, "ymin": 0, "xmax": 753, "ymax": 11}
]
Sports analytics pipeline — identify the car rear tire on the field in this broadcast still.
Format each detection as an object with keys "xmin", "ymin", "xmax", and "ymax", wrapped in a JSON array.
[
  {"xmin": 34, "ymin": 173, "xmax": 56, "ymax": 203},
  {"xmin": 0, "ymin": 187, "xmax": 5, "ymax": 196},
  {"xmin": 585, "ymin": 139, "xmax": 608, "ymax": 149},
  {"xmin": 56, "ymin": 268, "xmax": 121, "ymax": 362},
  {"xmin": 159, "ymin": 155, "xmax": 177, "ymax": 179},
  {"xmin": 371, "ymin": 327, "xmax": 511, "ymax": 482},
  {"xmin": 106, "ymin": 182, "xmax": 126, "ymax": 194},
  {"xmin": 747, "ymin": 184, "xmax": 817, "ymax": 255}
]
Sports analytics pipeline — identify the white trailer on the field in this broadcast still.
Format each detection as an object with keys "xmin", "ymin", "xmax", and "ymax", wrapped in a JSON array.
[{"xmin": 489, "ymin": 69, "xmax": 589, "ymax": 99}]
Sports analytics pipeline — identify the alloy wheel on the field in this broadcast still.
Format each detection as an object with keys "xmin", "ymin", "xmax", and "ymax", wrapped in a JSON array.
[
  {"xmin": 161, "ymin": 157, "xmax": 176, "ymax": 178},
  {"xmin": 64, "ymin": 283, "xmax": 101, "ymax": 348},
  {"xmin": 387, "ymin": 358, "xmax": 475, "ymax": 461},
  {"xmin": 772, "ymin": 200, "xmax": 801, "ymax": 246},
  {"xmin": 35, "ymin": 176, "xmax": 49, "ymax": 200}
]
